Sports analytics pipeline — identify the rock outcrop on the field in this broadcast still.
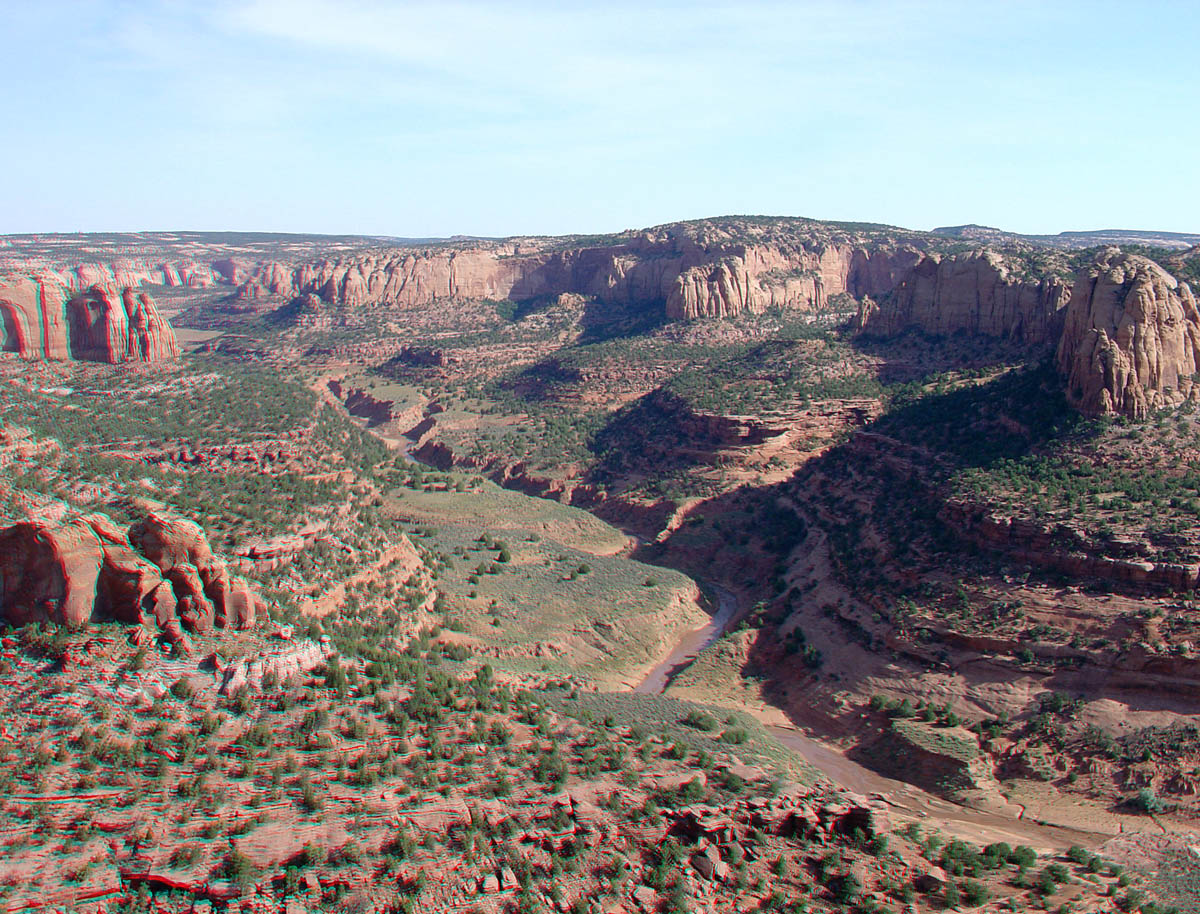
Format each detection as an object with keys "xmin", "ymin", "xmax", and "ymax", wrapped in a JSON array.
[
  {"xmin": 233, "ymin": 231, "xmax": 929, "ymax": 321},
  {"xmin": 0, "ymin": 274, "xmax": 179, "ymax": 363},
  {"xmin": 0, "ymin": 520, "xmax": 105, "ymax": 626},
  {"xmin": 0, "ymin": 510, "xmax": 264, "ymax": 641},
  {"xmin": 66, "ymin": 284, "xmax": 180, "ymax": 362},
  {"xmin": 1057, "ymin": 251, "xmax": 1200, "ymax": 418},
  {"xmin": 0, "ymin": 275, "xmax": 70, "ymax": 359},
  {"xmin": 854, "ymin": 250, "xmax": 1070, "ymax": 344}
]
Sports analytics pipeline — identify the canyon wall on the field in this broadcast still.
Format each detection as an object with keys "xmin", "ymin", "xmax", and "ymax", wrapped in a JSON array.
[
  {"xmin": 233, "ymin": 234, "xmax": 932, "ymax": 320},
  {"xmin": 853, "ymin": 250, "xmax": 1071, "ymax": 345},
  {"xmin": 0, "ymin": 274, "xmax": 179, "ymax": 363},
  {"xmin": 1057, "ymin": 251, "xmax": 1200, "ymax": 418},
  {"xmin": 53, "ymin": 259, "xmax": 225, "ymax": 291},
  {"xmin": 8, "ymin": 227, "xmax": 1196, "ymax": 422}
]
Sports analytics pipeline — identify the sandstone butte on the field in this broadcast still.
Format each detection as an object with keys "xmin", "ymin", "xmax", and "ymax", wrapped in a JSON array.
[
  {"xmin": 0, "ymin": 274, "xmax": 179, "ymax": 363},
  {"xmin": 1057, "ymin": 250, "xmax": 1200, "ymax": 419},
  {"xmin": 0, "ymin": 509, "xmax": 263, "ymax": 651}
]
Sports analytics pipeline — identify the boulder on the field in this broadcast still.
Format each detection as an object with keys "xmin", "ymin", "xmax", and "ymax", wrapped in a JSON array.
[
  {"xmin": 0, "ymin": 520, "xmax": 103, "ymax": 626},
  {"xmin": 0, "ymin": 508, "xmax": 266, "ymax": 637},
  {"xmin": 144, "ymin": 581, "xmax": 178, "ymax": 628},
  {"xmin": 129, "ymin": 511, "xmax": 216, "ymax": 574},
  {"xmin": 95, "ymin": 538, "xmax": 162, "ymax": 624},
  {"xmin": 166, "ymin": 565, "xmax": 214, "ymax": 632}
]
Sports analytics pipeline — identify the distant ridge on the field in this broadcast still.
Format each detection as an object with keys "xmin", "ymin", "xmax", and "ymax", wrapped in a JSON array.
[{"xmin": 933, "ymin": 223, "xmax": 1200, "ymax": 250}]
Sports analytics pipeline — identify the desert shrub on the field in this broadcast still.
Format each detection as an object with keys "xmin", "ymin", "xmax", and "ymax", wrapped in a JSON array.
[
  {"xmin": 1130, "ymin": 787, "xmax": 1167, "ymax": 814},
  {"xmin": 1008, "ymin": 845, "xmax": 1037, "ymax": 870},
  {"xmin": 224, "ymin": 848, "xmax": 259, "ymax": 886},
  {"xmin": 682, "ymin": 710, "xmax": 718, "ymax": 731},
  {"xmin": 961, "ymin": 880, "xmax": 989, "ymax": 907}
]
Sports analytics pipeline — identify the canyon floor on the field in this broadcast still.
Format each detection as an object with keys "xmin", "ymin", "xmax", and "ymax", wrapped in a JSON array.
[{"xmin": 4, "ymin": 220, "xmax": 1200, "ymax": 913}]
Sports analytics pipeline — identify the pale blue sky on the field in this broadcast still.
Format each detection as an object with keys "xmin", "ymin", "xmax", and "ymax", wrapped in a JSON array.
[{"xmin": 4, "ymin": 1, "xmax": 1198, "ymax": 237}]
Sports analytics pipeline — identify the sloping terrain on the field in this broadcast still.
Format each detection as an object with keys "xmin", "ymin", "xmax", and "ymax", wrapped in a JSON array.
[{"xmin": 2, "ymin": 215, "xmax": 1200, "ymax": 913}]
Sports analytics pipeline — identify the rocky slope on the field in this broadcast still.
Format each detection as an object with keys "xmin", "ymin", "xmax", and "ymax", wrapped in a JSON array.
[
  {"xmin": 1058, "ymin": 250, "xmax": 1200, "ymax": 418},
  {"xmin": 0, "ymin": 274, "xmax": 179, "ymax": 362}
]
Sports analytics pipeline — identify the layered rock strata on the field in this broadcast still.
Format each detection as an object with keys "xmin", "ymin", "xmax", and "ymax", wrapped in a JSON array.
[
  {"xmin": 233, "ymin": 236, "xmax": 928, "ymax": 321},
  {"xmin": 66, "ymin": 284, "xmax": 180, "ymax": 362},
  {"xmin": 854, "ymin": 251, "xmax": 1071, "ymax": 345}
]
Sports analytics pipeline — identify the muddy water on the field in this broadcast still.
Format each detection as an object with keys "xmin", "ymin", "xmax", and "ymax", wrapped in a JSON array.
[
  {"xmin": 633, "ymin": 583, "xmax": 739, "ymax": 694},
  {"xmin": 325, "ymin": 390, "xmax": 1105, "ymax": 850},
  {"xmin": 632, "ymin": 574, "xmax": 1100, "ymax": 849}
]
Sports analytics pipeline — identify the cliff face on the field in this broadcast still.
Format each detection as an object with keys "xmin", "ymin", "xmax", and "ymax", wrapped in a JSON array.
[
  {"xmin": 854, "ymin": 250, "xmax": 1071, "ymax": 345},
  {"xmin": 0, "ymin": 275, "xmax": 179, "ymax": 363},
  {"xmin": 233, "ymin": 234, "xmax": 932, "ymax": 321},
  {"xmin": 236, "ymin": 247, "xmax": 527, "ymax": 308},
  {"xmin": 1057, "ymin": 251, "xmax": 1200, "ymax": 418},
  {"xmin": 0, "ymin": 275, "xmax": 70, "ymax": 359},
  {"xmin": 51, "ymin": 259, "xmax": 224, "ymax": 291},
  {"xmin": 66, "ymin": 284, "xmax": 181, "ymax": 362}
]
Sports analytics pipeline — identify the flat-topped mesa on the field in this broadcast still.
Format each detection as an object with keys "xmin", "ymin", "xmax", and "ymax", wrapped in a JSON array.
[
  {"xmin": 1057, "ymin": 250, "xmax": 1200, "ymax": 418},
  {"xmin": 0, "ymin": 274, "xmax": 179, "ymax": 362},
  {"xmin": 853, "ymin": 250, "xmax": 1071, "ymax": 345},
  {"xmin": 235, "ymin": 246, "xmax": 527, "ymax": 308},
  {"xmin": 233, "ymin": 231, "xmax": 930, "ymax": 320}
]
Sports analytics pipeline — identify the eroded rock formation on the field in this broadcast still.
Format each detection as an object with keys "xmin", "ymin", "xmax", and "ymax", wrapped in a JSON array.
[
  {"xmin": 0, "ymin": 274, "xmax": 179, "ymax": 363},
  {"xmin": 1057, "ymin": 251, "xmax": 1200, "ymax": 418},
  {"xmin": 0, "ymin": 510, "xmax": 264, "ymax": 644},
  {"xmin": 66, "ymin": 284, "xmax": 180, "ymax": 362},
  {"xmin": 853, "ymin": 250, "xmax": 1070, "ymax": 344},
  {"xmin": 233, "ymin": 231, "xmax": 929, "ymax": 321},
  {"xmin": 0, "ymin": 275, "xmax": 70, "ymax": 359}
]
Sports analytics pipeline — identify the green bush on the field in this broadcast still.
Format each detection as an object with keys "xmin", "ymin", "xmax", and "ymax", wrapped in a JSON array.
[
  {"xmin": 682, "ymin": 710, "xmax": 718, "ymax": 731},
  {"xmin": 1008, "ymin": 846, "xmax": 1037, "ymax": 870},
  {"xmin": 1130, "ymin": 787, "xmax": 1166, "ymax": 814},
  {"xmin": 961, "ymin": 880, "xmax": 989, "ymax": 907}
]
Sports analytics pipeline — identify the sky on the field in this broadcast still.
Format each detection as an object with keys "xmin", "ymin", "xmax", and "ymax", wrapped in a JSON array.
[{"xmin": 3, "ymin": 0, "xmax": 1199, "ymax": 237}]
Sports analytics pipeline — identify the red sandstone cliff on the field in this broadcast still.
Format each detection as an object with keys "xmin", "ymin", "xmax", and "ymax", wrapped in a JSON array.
[
  {"xmin": 1057, "ymin": 251, "xmax": 1200, "ymax": 418},
  {"xmin": 0, "ymin": 274, "xmax": 179, "ymax": 363},
  {"xmin": 853, "ymin": 250, "xmax": 1070, "ymax": 345},
  {"xmin": 232, "ymin": 229, "xmax": 930, "ymax": 321}
]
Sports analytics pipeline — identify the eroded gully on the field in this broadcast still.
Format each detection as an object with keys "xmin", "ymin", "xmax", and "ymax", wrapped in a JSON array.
[{"xmin": 331, "ymin": 393, "xmax": 1102, "ymax": 851}]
